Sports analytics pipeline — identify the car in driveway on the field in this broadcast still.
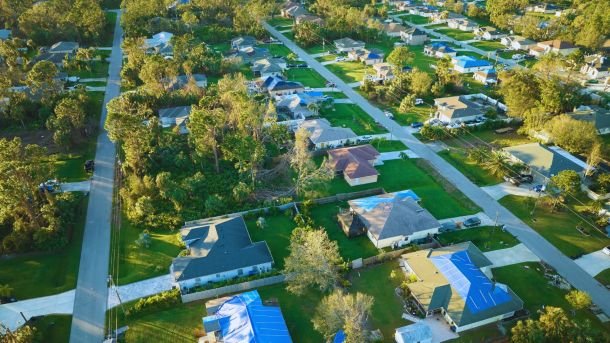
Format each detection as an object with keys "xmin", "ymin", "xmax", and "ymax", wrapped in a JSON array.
[
  {"xmin": 411, "ymin": 122, "xmax": 424, "ymax": 129},
  {"xmin": 439, "ymin": 221, "xmax": 458, "ymax": 233},
  {"xmin": 384, "ymin": 111, "xmax": 394, "ymax": 119},
  {"xmin": 335, "ymin": 56, "xmax": 346, "ymax": 62},
  {"xmin": 463, "ymin": 216, "xmax": 481, "ymax": 228},
  {"xmin": 603, "ymin": 246, "xmax": 610, "ymax": 256}
]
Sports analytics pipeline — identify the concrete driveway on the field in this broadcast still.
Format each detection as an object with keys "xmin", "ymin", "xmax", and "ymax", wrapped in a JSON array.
[
  {"xmin": 481, "ymin": 182, "xmax": 545, "ymax": 200},
  {"xmin": 438, "ymin": 212, "xmax": 494, "ymax": 227},
  {"xmin": 379, "ymin": 150, "xmax": 418, "ymax": 161},
  {"xmin": 485, "ymin": 243, "xmax": 541, "ymax": 268},
  {"xmin": 60, "ymin": 181, "xmax": 91, "ymax": 193},
  {"xmin": 107, "ymin": 275, "xmax": 174, "ymax": 308},
  {"xmin": 0, "ymin": 290, "xmax": 74, "ymax": 331},
  {"xmin": 575, "ymin": 251, "xmax": 610, "ymax": 277}
]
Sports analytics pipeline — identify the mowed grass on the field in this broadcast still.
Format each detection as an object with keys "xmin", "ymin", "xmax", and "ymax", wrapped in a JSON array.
[
  {"xmin": 246, "ymin": 214, "xmax": 296, "ymax": 269},
  {"xmin": 32, "ymin": 315, "xmax": 72, "ymax": 343},
  {"xmin": 595, "ymin": 268, "xmax": 610, "ymax": 286},
  {"xmin": 470, "ymin": 40, "xmax": 506, "ymax": 51},
  {"xmin": 319, "ymin": 103, "xmax": 387, "ymax": 135},
  {"xmin": 320, "ymin": 158, "xmax": 480, "ymax": 219},
  {"xmin": 407, "ymin": 45, "xmax": 439, "ymax": 73},
  {"xmin": 326, "ymin": 61, "xmax": 372, "ymax": 83},
  {"xmin": 284, "ymin": 68, "xmax": 327, "ymax": 88},
  {"xmin": 499, "ymin": 196, "xmax": 610, "ymax": 258},
  {"xmin": 369, "ymin": 139, "xmax": 408, "ymax": 152},
  {"xmin": 66, "ymin": 60, "xmax": 109, "ymax": 79},
  {"xmin": 391, "ymin": 103, "xmax": 433, "ymax": 126},
  {"xmin": 268, "ymin": 16, "xmax": 294, "ymax": 27},
  {"xmin": 435, "ymin": 27, "xmax": 476, "ymax": 41},
  {"xmin": 401, "ymin": 14, "xmax": 430, "ymax": 25},
  {"xmin": 437, "ymin": 226, "xmax": 519, "ymax": 252},
  {"xmin": 260, "ymin": 43, "xmax": 292, "ymax": 57},
  {"xmin": 0, "ymin": 198, "xmax": 88, "ymax": 299},
  {"xmin": 116, "ymin": 215, "xmax": 183, "ymax": 285},
  {"xmin": 438, "ymin": 149, "xmax": 503, "ymax": 186},
  {"xmin": 493, "ymin": 262, "xmax": 610, "ymax": 334}
]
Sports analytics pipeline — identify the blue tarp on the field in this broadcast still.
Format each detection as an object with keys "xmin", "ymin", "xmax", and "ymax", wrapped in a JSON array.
[
  {"xmin": 431, "ymin": 250, "xmax": 513, "ymax": 314},
  {"xmin": 454, "ymin": 56, "xmax": 492, "ymax": 69},
  {"xmin": 333, "ymin": 330, "xmax": 346, "ymax": 343},
  {"xmin": 350, "ymin": 189, "xmax": 420, "ymax": 212},
  {"xmin": 202, "ymin": 290, "xmax": 292, "ymax": 343}
]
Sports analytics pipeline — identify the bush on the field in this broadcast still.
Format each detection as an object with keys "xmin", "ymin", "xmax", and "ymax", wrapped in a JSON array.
[{"xmin": 125, "ymin": 288, "xmax": 180, "ymax": 317}]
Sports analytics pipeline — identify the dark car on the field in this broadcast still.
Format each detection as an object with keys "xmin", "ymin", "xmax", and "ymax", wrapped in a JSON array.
[
  {"xmin": 463, "ymin": 216, "xmax": 481, "ymax": 228},
  {"xmin": 411, "ymin": 122, "xmax": 424, "ymax": 128},
  {"xmin": 504, "ymin": 175, "xmax": 520, "ymax": 186},
  {"xmin": 439, "ymin": 221, "xmax": 458, "ymax": 233},
  {"xmin": 517, "ymin": 174, "xmax": 533, "ymax": 183},
  {"xmin": 84, "ymin": 159, "xmax": 95, "ymax": 173}
]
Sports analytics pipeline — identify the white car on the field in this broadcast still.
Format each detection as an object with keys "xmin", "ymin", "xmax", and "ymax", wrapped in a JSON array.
[
  {"xmin": 603, "ymin": 246, "xmax": 610, "ymax": 256},
  {"xmin": 512, "ymin": 54, "xmax": 525, "ymax": 61},
  {"xmin": 335, "ymin": 56, "xmax": 346, "ymax": 62},
  {"xmin": 415, "ymin": 98, "xmax": 424, "ymax": 105},
  {"xmin": 384, "ymin": 111, "xmax": 394, "ymax": 119}
]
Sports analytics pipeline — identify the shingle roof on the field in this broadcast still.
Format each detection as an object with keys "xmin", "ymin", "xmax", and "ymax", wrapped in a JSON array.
[
  {"xmin": 327, "ymin": 145, "xmax": 380, "ymax": 179},
  {"xmin": 538, "ymin": 39, "xmax": 576, "ymax": 50},
  {"xmin": 171, "ymin": 216, "xmax": 273, "ymax": 282},
  {"xmin": 49, "ymin": 41, "xmax": 79, "ymax": 53},
  {"xmin": 434, "ymin": 95, "xmax": 486, "ymax": 120},
  {"xmin": 567, "ymin": 105, "xmax": 610, "ymax": 131},
  {"xmin": 300, "ymin": 118, "xmax": 357, "ymax": 144},
  {"xmin": 349, "ymin": 190, "xmax": 440, "ymax": 240},
  {"xmin": 334, "ymin": 38, "xmax": 365, "ymax": 49},
  {"xmin": 503, "ymin": 143, "xmax": 585, "ymax": 178},
  {"xmin": 158, "ymin": 106, "xmax": 191, "ymax": 120}
]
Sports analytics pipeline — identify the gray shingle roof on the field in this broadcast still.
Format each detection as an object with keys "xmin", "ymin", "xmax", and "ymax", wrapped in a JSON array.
[
  {"xmin": 503, "ymin": 143, "xmax": 585, "ymax": 178},
  {"xmin": 49, "ymin": 41, "xmax": 79, "ymax": 53},
  {"xmin": 300, "ymin": 119, "xmax": 357, "ymax": 144},
  {"xmin": 568, "ymin": 105, "xmax": 610, "ymax": 132}
]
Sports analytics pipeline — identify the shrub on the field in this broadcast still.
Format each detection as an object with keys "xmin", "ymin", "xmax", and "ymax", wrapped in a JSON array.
[{"xmin": 126, "ymin": 288, "xmax": 180, "ymax": 317}]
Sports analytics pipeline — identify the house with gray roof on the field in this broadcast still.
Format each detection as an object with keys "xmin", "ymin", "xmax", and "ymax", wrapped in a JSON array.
[
  {"xmin": 434, "ymin": 94, "xmax": 497, "ymax": 124},
  {"xmin": 164, "ymin": 74, "xmax": 207, "ymax": 91},
  {"xmin": 327, "ymin": 145, "xmax": 380, "ymax": 186},
  {"xmin": 158, "ymin": 106, "xmax": 191, "ymax": 134},
  {"xmin": 400, "ymin": 27, "xmax": 428, "ymax": 45},
  {"xmin": 334, "ymin": 38, "xmax": 366, "ymax": 52},
  {"xmin": 567, "ymin": 105, "xmax": 610, "ymax": 135},
  {"xmin": 345, "ymin": 190, "xmax": 441, "ymax": 248},
  {"xmin": 276, "ymin": 92, "xmax": 325, "ymax": 119},
  {"xmin": 251, "ymin": 57, "xmax": 287, "ymax": 79},
  {"xmin": 503, "ymin": 143, "xmax": 588, "ymax": 179},
  {"xmin": 231, "ymin": 46, "xmax": 271, "ymax": 64},
  {"xmin": 299, "ymin": 118, "xmax": 357, "ymax": 149},
  {"xmin": 49, "ymin": 41, "xmax": 79, "ymax": 54},
  {"xmin": 231, "ymin": 36, "xmax": 257, "ymax": 52},
  {"xmin": 400, "ymin": 242, "xmax": 523, "ymax": 332},
  {"xmin": 170, "ymin": 216, "xmax": 274, "ymax": 291}
]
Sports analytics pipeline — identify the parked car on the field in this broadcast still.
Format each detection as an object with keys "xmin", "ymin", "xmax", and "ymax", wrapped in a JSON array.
[
  {"xmin": 415, "ymin": 98, "xmax": 424, "ymax": 105},
  {"xmin": 504, "ymin": 175, "xmax": 520, "ymax": 186},
  {"xmin": 335, "ymin": 56, "xmax": 346, "ymax": 62},
  {"xmin": 411, "ymin": 122, "xmax": 424, "ymax": 129},
  {"xmin": 603, "ymin": 246, "xmax": 610, "ymax": 256},
  {"xmin": 39, "ymin": 179, "xmax": 60, "ymax": 193},
  {"xmin": 384, "ymin": 111, "xmax": 394, "ymax": 119},
  {"xmin": 463, "ymin": 217, "xmax": 481, "ymax": 228},
  {"xmin": 84, "ymin": 159, "xmax": 95, "ymax": 173},
  {"xmin": 439, "ymin": 221, "xmax": 458, "ymax": 233},
  {"xmin": 512, "ymin": 54, "xmax": 525, "ymax": 61},
  {"xmin": 518, "ymin": 174, "xmax": 533, "ymax": 183},
  {"xmin": 358, "ymin": 135, "xmax": 372, "ymax": 142}
]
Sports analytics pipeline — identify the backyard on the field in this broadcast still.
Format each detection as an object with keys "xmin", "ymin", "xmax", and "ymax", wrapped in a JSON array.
[
  {"xmin": 437, "ymin": 226, "xmax": 519, "ymax": 252},
  {"xmin": 246, "ymin": 214, "xmax": 296, "ymax": 269},
  {"xmin": 285, "ymin": 68, "xmax": 327, "ymax": 88},
  {"xmin": 319, "ymin": 103, "xmax": 387, "ymax": 135},
  {"xmin": 406, "ymin": 45, "xmax": 438, "ymax": 73},
  {"xmin": 438, "ymin": 149, "xmax": 503, "ymax": 186},
  {"xmin": 499, "ymin": 195, "xmax": 610, "ymax": 258}
]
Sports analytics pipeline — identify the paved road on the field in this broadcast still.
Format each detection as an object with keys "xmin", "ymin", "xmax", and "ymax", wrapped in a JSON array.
[
  {"xmin": 263, "ymin": 22, "xmax": 610, "ymax": 316},
  {"xmin": 69, "ymin": 10, "xmax": 123, "ymax": 343}
]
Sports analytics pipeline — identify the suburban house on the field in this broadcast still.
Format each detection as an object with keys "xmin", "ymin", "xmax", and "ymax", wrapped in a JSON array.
[
  {"xmin": 451, "ymin": 56, "xmax": 493, "ymax": 74},
  {"xmin": 447, "ymin": 18, "xmax": 477, "ymax": 31},
  {"xmin": 566, "ymin": 105, "xmax": 610, "ymax": 135},
  {"xmin": 251, "ymin": 57, "xmax": 287, "ymax": 79},
  {"xmin": 526, "ymin": 3, "xmax": 559, "ymax": 14},
  {"xmin": 34, "ymin": 52, "xmax": 69, "ymax": 67},
  {"xmin": 349, "ymin": 48, "xmax": 385, "ymax": 65},
  {"xmin": 370, "ymin": 62, "xmax": 395, "ymax": 83},
  {"xmin": 334, "ymin": 38, "xmax": 366, "ymax": 52},
  {"xmin": 529, "ymin": 40, "xmax": 577, "ymax": 57},
  {"xmin": 0, "ymin": 29, "xmax": 11, "ymax": 41},
  {"xmin": 434, "ymin": 94, "xmax": 504, "ymax": 124},
  {"xmin": 299, "ymin": 118, "xmax": 357, "ymax": 149},
  {"xmin": 158, "ymin": 106, "xmax": 192, "ymax": 134},
  {"xmin": 384, "ymin": 22, "xmax": 407, "ymax": 37},
  {"xmin": 474, "ymin": 26, "xmax": 506, "ymax": 41},
  {"xmin": 281, "ymin": 2, "xmax": 308, "ymax": 18},
  {"xmin": 431, "ymin": 11, "xmax": 464, "ymax": 24},
  {"xmin": 259, "ymin": 75, "xmax": 304, "ymax": 97},
  {"xmin": 202, "ymin": 290, "xmax": 292, "ymax": 343},
  {"xmin": 501, "ymin": 36, "xmax": 536, "ymax": 51},
  {"xmin": 503, "ymin": 143, "xmax": 589, "ymax": 179},
  {"xmin": 276, "ymin": 92, "xmax": 325, "ymax": 119},
  {"xmin": 340, "ymin": 190, "xmax": 440, "ymax": 248},
  {"xmin": 581, "ymin": 54, "xmax": 610, "ymax": 79},
  {"xmin": 145, "ymin": 32, "xmax": 173, "ymax": 55},
  {"xmin": 49, "ymin": 41, "xmax": 79, "ymax": 54},
  {"xmin": 327, "ymin": 145, "xmax": 381, "ymax": 186},
  {"xmin": 165, "ymin": 74, "xmax": 208, "ymax": 91},
  {"xmin": 170, "ymin": 216, "xmax": 274, "ymax": 290},
  {"xmin": 409, "ymin": 5, "xmax": 439, "ymax": 17},
  {"xmin": 231, "ymin": 36, "xmax": 257, "ymax": 52},
  {"xmin": 424, "ymin": 42, "xmax": 457, "ymax": 58},
  {"xmin": 295, "ymin": 14, "xmax": 324, "ymax": 26},
  {"xmin": 473, "ymin": 68, "xmax": 498, "ymax": 85},
  {"xmin": 231, "ymin": 47, "xmax": 271, "ymax": 64},
  {"xmin": 395, "ymin": 322, "xmax": 433, "ymax": 343},
  {"xmin": 400, "ymin": 27, "xmax": 428, "ymax": 45},
  {"xmin": 400, "ymin": 242, "xmax": 524, "ymax": 332}
]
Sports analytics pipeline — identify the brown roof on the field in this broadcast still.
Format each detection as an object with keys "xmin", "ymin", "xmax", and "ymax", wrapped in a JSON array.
[
  {"xmin": 327, "ymin": 145, "xmax": 380, "ymax": 179},
  {"xmin": 538, "ymin": 39, "xmax": 576, "ymax": 50}
]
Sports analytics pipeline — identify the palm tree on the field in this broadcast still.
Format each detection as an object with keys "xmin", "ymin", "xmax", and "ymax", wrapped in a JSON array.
[
  {"xmin": 307, "ymin": 102, "xmax": 320, "ymax": 116},
  {"xmin": 482, "ymin": 152, "xmax": 509, "ymax": 178},
  {"xmin": 0, "ymin": 284, "xmax": 13, "ymax": 298}
]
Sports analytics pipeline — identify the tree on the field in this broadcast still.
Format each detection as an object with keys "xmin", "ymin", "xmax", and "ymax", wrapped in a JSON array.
[
  {"xmin": 538, "ymin": 306, "xmax": 572, "ymax": 341},
  {"xmin": 550, "ymin": 170, "xmax": 581, "ymax": 195},
  {"xmin": 399, "ymin": 94, "xmax": 416, "ymax": 113},
  {"xmin": 498, "ymin": 70, "xmax": 539, "ymax": 118},
  {"xmin": 546, "ymin": 114, "xmax": 599, "ymax": 154},
  {"xmin": 0, "ymin": 323, "xmax": 37, "ymax": 343},
  {"xmin": 0, "ymin": 284, "xmax": 13, "ymax": 297},
  {"xmin": 294, "ymin": 21, "xmax": 322, "ymax": 47},
  {"xmin": 284, "ymin": 227, "xmax": 343, "ymax": 295},
  {"xmin": 312, "ymin": 290, "xmax": 374, "ymax": 342},
  {"xmin": 409, "ymin": 69, "xmax": 432, "ymax": 98},
  {"xmin": 25, "ymin": 60, "xmax": 61, "ymax": 103},
  {"xmin": 511, "ymin": 319, "xmax": 544, "ymax": 343},
  {"xmin": 482, "ymin": 152, "xmax": 510, "ymax": 178},
  {"xmin": 47, "ymin": 95, "xmax": 88, "ymax": 147},
  {"xmin": 188, "ymin": 107, "xmax": 223, "ymax": 173},
  {"xmin": 387, "ymin": 46, "xmax": 415, "ymax": 69},
  {"xmin": 290, "ymin": 127, "xmax": 333, "ymax": 198},
  {"xmin": 565, "ymin": 290, "xmax": 592, "ymax": 311},
  {"xmin": 139, "ymin": 54, "xmax": 178, "ymax": 95}
]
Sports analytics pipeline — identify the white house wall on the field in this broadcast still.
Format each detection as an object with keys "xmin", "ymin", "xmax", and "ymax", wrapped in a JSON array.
[{"xmin": 175, "ymin": 262, "xmax": 273, "ymax": 290}]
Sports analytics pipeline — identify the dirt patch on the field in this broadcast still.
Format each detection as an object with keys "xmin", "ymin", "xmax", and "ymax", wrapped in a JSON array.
[{"xmin": 0, "ymin": 129, "xmax": 59, "ymax": 152}]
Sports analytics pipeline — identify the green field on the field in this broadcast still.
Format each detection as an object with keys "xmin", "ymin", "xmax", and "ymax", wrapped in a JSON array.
[
  {"xmin": 267, "ymin": 16, "xmax": 294, "ymax": 28},
  {"xmin": 246, "ymin": 214, "xmax": 296, "ymax": 269},
  {"xmin": 285, "ymin": 68, "xmax": 327, "ymax": 88},
  {"xmin": 260, "ymin": 43, "xmax": 293, "ymax": 57},
  {"xmin": 407, "ymin": 45, "xmax": 439, "ymax": 73},
  {"xmin": 319, "ymin": 103, "xmax": 387, "ymax": 135},
  {"xmin": 401, "ymin": 14, "xmax": 430, "ymax": 25},
  {"xmin": 438, "ymin": 149, "xmax": 503, "ymax": 186},
  {"xmin": 321, "ymin": 158, "xmax": 480, "ymax": 219},
  {"xmin": 326, "ymin": 61, "xmax": 372, "ymax": 83},
  {"xmin": 66, "ymin": 60, "xmax": 110, "ymax": 79},
  {"xmin": 390, "ymin": 103, "xmax": 433, "ymax": 126},
  {"xmin": 499, "ymin": 196, "xmax": 610, "ymax": 258},
  {"xmin": 470, "ymin": 40, "xmax": 506, "ymax": 51},
  {"xmin": 0, "ymin": 198, "xmax": 87, "ymax": 299},
  {"xmin": 437, "ymin": 226, "xmax": 519, "ymax": 252},
  {"xmin": 369, "ymin": 139, "xmax": 407, "ymax": 152},
  {"xmin": 435, "ymin": 28, "xmax": 476, "ymax": 41}
]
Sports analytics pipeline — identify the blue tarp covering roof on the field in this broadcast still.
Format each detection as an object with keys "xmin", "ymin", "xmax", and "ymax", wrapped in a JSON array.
[
  {"xmin": 333, "ymin": 330, "xmax": 346, "ymax": 343},
  {"xmin": 202, "ymin": 290, "xmax": 292, "ymax": 343},
  {"xmin": 349, "ymin": 189, "xmax": 420, "ymax": 212},
  {"xmin": 454, "ymin": 56, "xmax": 492, "ymax": 68},
  {"xmin": 304, "ymin": 91, "xmax": 323, "ymax": 97},
  {"xmin": 430, "ymin": 250, "xmax": 513, "ymax": 314}
]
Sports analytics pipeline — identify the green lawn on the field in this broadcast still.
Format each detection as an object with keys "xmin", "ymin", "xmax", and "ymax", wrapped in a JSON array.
[
  {"xmin": 246, "ymin": 214, "xmax": 296, "ymax": 269},
  {"xmin": 438, "ymin": 149, "xmax": 503, "ymax": 186},
  {"xmin": 326, "ymin": 61, "xmax": 372, "ymax": 83},
  {"xmin": 595, "ymin": 268, "xmax": 610, "ymax": 286},
  {"xmin": 209, "ymin": 42, "xmax": 231, "ymax": 54},
  {"xmin": 33, "ymin": 315, "xmax": 72, "ymax": 343},
  {"xmin": 469, "ymin": 40, "xmax": 506, "ymax": 52},
  {"xmin": 369, "ymin": 139, "xmax": 407, "ymax": 152},
  {"xmin": 321, "ymin": 158, "xmax": 480, "ymax": 219},
  {"xmin": 436, "ymin": 28, "xmax": 476, "ymax": 41},
  {"xmin": 493, "ymin": 262, "xmax": 610, "ymax": 334},
  {"xmin": 268, "ymin": 16, "xmax": 294, "ymax": 27},
  {"xmin": 499, "ymin": 196, "xmax": 610, "ymax": 258},
  {"xmin": 304, "ymin": 43, "xmax": 328, "ymax": 54},
  {"xmin": 316, "ymin": 54, "xmax": 337, "ymax": 62},
  {"xmin": 284, "ymin": 68, "xmax": 327, "ymax": 88},
  {"xmin": 443, "ymin": 128, "xmax": 532, "ymax": 150},
  {"xmin": 401, "ymin": 14, "xmax": 430, "ymax": 25},
  {"xmin": 349, "ymin": 261, "xmax": 411, "ymax": 339},
  {"xmin": 308, "ymin": 202, "xmax": 380, "ymax": 261},
  {"xmin": 323, "ymin": 91, "xmax": 348, "ymax": 99},
  {"xmin": 0, "ymin": 198, "xmax": 87, "ymax": 299},
  {"xmin": 319, "ymin": 103, "xmax": 387, "ymax": 135},
  {"xmin": 437, "ymin": 226, "xmax": 519, "ymax": 252},
  {"xmin": 115, "ymin": 215, "xmax": 183, "ymax": 285},
  {"xmin": 407, "ymin": 45, "xmax": 439, "ymax": 73},
  {"xmin": 260, "ymin": 43, "xmax": 292, "ymax": 57},
  {"xmin": 390, "ymin": 103, "xmax": 433, "ymax": 126},
  {"xmin": 66, "ymin": 60, "xmax": 109, "ymax": 78},
  {"xmin": 100, "ymin": 11, "xmax": 117, "ymax": 47}
]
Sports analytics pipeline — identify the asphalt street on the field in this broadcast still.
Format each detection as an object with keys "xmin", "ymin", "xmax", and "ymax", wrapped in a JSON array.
[
  {"xmin": 69, "ymin": 10, "xmax": 123, "ymax": 343},
  {"xmin": 263, "ymin": 22, "xmax": 610, "ymax": 316}
]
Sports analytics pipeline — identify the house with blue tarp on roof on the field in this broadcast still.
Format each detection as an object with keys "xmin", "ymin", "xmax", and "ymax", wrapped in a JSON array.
[
  {"xmin": 451, "ymin": 56, "xmax": 493, "ymax": 74},
  {"xmin": 424, "ymin": 42, "xmax": 457, "ymax": 59},
  {"xmin": 400, "ymin": 242, "xmax": 523, "ymax": 332},
  {"xmin": 337, "ymin": 190, "xmax": 441, "ymax": 248},
  {"xmin": 202, "ymin": 290, "xmax": 292, "ymax": 343}
]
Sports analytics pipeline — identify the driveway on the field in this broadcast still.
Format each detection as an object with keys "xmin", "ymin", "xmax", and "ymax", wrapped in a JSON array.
[
  {"xmin": 379, "ymin": 150, "xmax": 418, "ymax": 161},
  {"xmin": 60, "ymin": 181, "xmax": 91, "ymax": 193},
  {"xmin": 70, "ymin": 9, "xmax": 123, "ymax": 343},
  {"xmin": 438, "ymin": 212, "xmax": 494, "ymax": 226},
  {"xmin": 107, "ymin": 275, "xmax": 174, "ymax": 308},
  {"xmin": 575, "ymin": 251, "xmax": 610, "ymax": 277},
  {"xmin": 481, "ymin": 182, "xmax": 545, "ymax": 200},
  {"xmin": 263, "ymin": 22, "xmax": 610, "ymax": 316},
  {"xmin": 485, "ymin": 243, "xmax": 541, "ymax": 268},
  {"xmin": 0, "ymin": 290, "xmax": 74, "ymax": 331}
]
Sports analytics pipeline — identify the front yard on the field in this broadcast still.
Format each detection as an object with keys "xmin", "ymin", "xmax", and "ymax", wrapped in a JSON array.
[
  {"xmin": 437, "ymin": 226, "xmax": 519, "ymax": 252},
  {"xmin": 470, "ymin": 40, "xmax": 506, "ymax": 52},
  {"xmin": 260, "ymin": 43, "xmax": 292, "ymax": 57},
  {"xmin": 319, "ymin": 103, "xmax": 387, "ymax": 135},
  {"xmin": 284, "ymin": 68, "xmax": 327, "ymax": 88},
  {"xmin": 499, "ymin": 195, "xmax": 610, "ymax": 258},
  {"xmin": 326, "ymin": 61, "xmax": 372, "ymax": 83},
  {"xmin": 438, "ymin": 149, "xmax": 503, "ymax": 186},
  {"xmin": 401, "ymin": 14, "xmax": 430, "ymax": 25},
  {"xmin": 435, "ymin": 27, "xmax": 476, "ymax": 41}
]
